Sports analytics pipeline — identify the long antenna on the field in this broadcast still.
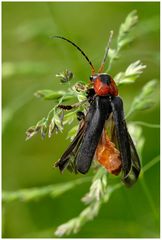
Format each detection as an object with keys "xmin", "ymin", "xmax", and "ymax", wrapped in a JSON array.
[
  {"xmin": 52, "ymin": 36, "xmax": 95, "ymax": 74},
  {"xmin": 98, "ymin": 30, "xmax": 114, "ymax": 73}
]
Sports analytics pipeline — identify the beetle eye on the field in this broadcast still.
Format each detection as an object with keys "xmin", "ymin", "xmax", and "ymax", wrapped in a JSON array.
[{"xmin": 89, "ymin": 76, "xmax": 93, "ymax": 81}]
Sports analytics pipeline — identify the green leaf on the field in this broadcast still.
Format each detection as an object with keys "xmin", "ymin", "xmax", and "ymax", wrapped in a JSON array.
[
  {"xmin": 63, "ymin": 111, "xmax": 77, "ymax": 125},
  {"xmin": 26, "ymin": 117, "xmax": 46, "ymax": 140},
  {"xmin": 53, "ymin": 111, "xmax": 64, "ymax": 133},
  {"xmin": 117, "ymin": 10, "xmax": 138, "ymax": 50},
  {"xmin": 125, "ymin": 60, "xmax": 146, "ymax": 77},
  {"xmin": 114, "ymin": 60, "xmax": 146, "ymax": 86},
  {"xmin": 34, "ymin": 90, "xmax": 66, "ymax": 100},
  {"xmin": 107, "ymin": 10, "xmax": 138, "ymax": 71},
  {"xmin": 126, "ymin": 80, "xmax": 158, "ymax": 117},
  {"xmin": 117, "ymin": 36, "xmax": 133, "ymax": 50},
  {"xmin": 48, "ymin": 117, "xmax": 56, "ymax": 138},
  {"xmin": 66, "ymin": 125, "xmax": 78, "ymax": 140}
]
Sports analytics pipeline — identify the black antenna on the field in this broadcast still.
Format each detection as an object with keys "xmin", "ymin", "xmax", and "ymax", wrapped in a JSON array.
[
  {"xmin": 52, "ymin": 36, "xmax": 95, "ymax": 74},
  {"xmin": 98, "ymin": 30, "xmax": 113, "ymax": 73}
]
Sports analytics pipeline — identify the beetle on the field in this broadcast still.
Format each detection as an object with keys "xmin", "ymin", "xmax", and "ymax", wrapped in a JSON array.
[{"xmin": 54, "ymin": 32, "xmax": 141, "ymax": 187}]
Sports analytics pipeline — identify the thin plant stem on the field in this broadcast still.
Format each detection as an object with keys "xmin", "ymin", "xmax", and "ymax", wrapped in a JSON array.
[
  {"xmin": 132, "ymin": 121, "xmax": 160, "ymax": 129},
  {"xmin": 139, "ymin": 155, "xmax": 160, "ymax": 223},
  {"xmin": 2, "ymin": 177, "xmax": 92, "ymax": 203},
  {"xmin": 141, "ymin": 155, "xmax": 160, "ymax": 175},
  {"xmin": 125, "ymin": 109, "xmax": 133, "ymax": 119},
  {"xmin": 140, "ymin": 177, "xmax": 159, "ymax": 222}
]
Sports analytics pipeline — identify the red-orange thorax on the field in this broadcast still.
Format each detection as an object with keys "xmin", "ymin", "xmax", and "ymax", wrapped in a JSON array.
[{"xmin": 93, "ymin": 76, "xmax": 118, "ymax": 96}]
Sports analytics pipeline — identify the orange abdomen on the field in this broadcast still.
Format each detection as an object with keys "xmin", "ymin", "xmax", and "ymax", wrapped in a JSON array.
[{"xmin": 96, "ymin": 129, "xmax": 121, "ymax": 175}]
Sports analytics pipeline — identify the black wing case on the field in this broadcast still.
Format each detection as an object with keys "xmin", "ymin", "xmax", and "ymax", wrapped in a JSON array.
[
  {"xmin": 76, "ymin": 96, "xmax": 112, "ymax": 174},
  {"xmin": 111, "ymin": 96, "xmax": 141, "ymax": 186},
  {"xmin": 55, "ymin": 123, "xmax": 85, "ymax": 172},
  {"xmin": 55, "ymin": 100, "xmax": 97, "ymax": 172}
]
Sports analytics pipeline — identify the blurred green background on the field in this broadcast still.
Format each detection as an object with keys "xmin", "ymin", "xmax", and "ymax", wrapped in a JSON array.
[{"xmin": 2, "ymin": 2, "xmax": 160, "ymax": 238}]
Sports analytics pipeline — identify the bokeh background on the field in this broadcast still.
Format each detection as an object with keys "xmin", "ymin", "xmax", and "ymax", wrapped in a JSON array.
[{"xmin": 2, "ymin": 2, "xmax": 160, "ymax": 238}]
